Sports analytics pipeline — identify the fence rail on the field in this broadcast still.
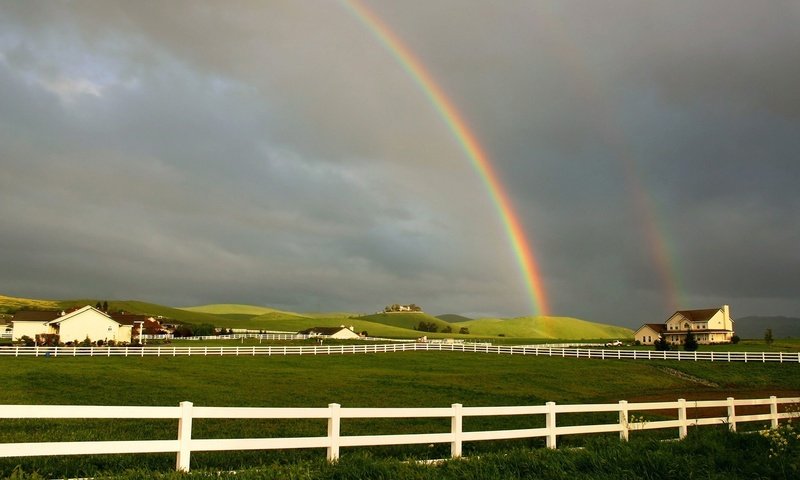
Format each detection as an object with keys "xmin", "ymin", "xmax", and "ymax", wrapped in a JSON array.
[
  {"xmin": 0, "ymin": 396, "xmax": 797, "ymax": 472},
  {"xmin": 1, "ymin": 343, "xmax": 799, "ymax": 363}
]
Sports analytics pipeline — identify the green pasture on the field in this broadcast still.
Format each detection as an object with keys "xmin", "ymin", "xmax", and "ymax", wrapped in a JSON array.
[{"xmin": 0, "ymin": 352, "xmax": 798, "ymax": 477}]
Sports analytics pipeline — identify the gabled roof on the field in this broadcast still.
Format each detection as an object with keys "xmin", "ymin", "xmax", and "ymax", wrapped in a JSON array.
[
  {"xmin": 673, "ymin": 308, "xmax": 720, "ymax": 322},
  {"xmin": 635, "ymin": 323, "xmax": 666, "ymax": 334},
  {"xmin": 13, "ymin": 310, "xmax": 62, "ymax": 322},
  {"xmin": 47, "ymin": 305, "xmax": 115, "ymax": 325},
  {"xmin": 298, "ymin": 326, "xmax": 351, "ymax": 336},
  {"xmin": 109, "ymin": 313, "xmax": 155, "ymax": 326}
]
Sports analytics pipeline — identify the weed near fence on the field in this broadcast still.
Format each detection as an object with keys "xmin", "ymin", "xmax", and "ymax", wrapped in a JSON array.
[{"xmin": 5, "ymin": 428, "xmax": 798, "ymax": 480}]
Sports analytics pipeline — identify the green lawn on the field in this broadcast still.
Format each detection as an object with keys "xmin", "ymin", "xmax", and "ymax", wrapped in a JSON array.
[{"xmin": 1, "ymin": 351, "xmax": 798, "ymax": 477}]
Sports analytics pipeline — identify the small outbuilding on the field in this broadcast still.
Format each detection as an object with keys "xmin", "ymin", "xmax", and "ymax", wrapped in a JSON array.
[{"xmin": 298, "ymin": 326, "xmax": 361, "ymax": 340}]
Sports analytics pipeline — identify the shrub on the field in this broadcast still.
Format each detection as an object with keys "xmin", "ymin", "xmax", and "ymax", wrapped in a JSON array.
[
  {"xmin": 654, "ymin": 336, "xmax": 670, "ymax": 351},
  {"xmin": 731, "ymin": 335, "xmax": 740, "ymax": 344},
  {"xmin": 459, "ymin": 327, "xmax": 470, "ymax": 335},
  {"xmin": 684, "ymin": 331, "xmax": 699, "ymax": 351}
]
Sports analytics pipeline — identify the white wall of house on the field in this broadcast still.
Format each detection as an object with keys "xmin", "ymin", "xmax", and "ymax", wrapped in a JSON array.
[
  {"xmin": 54, "ymin": 307, "xmax": 132, "ymax": 343},
  {"xmin": 13, "ymin": 306, "xmax": 132, "ymax": 343},
  {"xmin": 634, "ymin": 326, "xmax": 661, "ymax": 345},
  {"xmin": 11, "ymin": 321, "xmax": 49, "ymax": 341}
]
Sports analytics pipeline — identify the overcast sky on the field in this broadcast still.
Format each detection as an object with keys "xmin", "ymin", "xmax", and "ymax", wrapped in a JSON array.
[{"xmin": 1, "ymin": 1, "xmax": 798, "ymax": 327}]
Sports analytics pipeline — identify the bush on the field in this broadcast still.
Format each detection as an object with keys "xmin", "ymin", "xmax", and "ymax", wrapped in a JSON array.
[
  {"xmin": 684, "ymin": 331, "xmax": 699, "ymax": 351},
  {"xmin": 459, "ymin": 327, "xmax": 470, "ymax": 335},
  {"xmin": 654, "ymin": 336, "xmax": 670, "ymax": 351},
  {"xmin": 730, "ymin": 335, "xmax": 740, "ymax": 344}
]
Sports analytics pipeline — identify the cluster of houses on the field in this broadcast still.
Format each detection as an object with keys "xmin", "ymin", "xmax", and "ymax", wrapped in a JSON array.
[
  {"xmin": 634, "ymin": 305, "xmax": 735, "ymax": 345},
  {"xmin": 383, "ymin": 304, "xmax": 422, "ymax": 313}
]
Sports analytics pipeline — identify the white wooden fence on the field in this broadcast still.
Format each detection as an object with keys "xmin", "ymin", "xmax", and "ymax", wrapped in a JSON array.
[
  {"xmin": 0, "ymin": 396, "xmax": 796, "ymax": 472},
  {"xmin": 1, "ymin": 343, "xmax": 799, "ymax": 363}
]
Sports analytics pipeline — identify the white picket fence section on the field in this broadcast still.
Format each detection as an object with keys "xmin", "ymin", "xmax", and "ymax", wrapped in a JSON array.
[
  {"xmin": 1, "ymin": 343, "xmax": 799, "ymax": 363},
  {"xmin": 0, "ymin": 396, "xmax": 797, "ymax": 472}
]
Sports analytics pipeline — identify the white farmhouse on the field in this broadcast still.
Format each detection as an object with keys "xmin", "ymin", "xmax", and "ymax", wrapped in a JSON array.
[
  {"xmin": 12, "ymin": 305, "xmax": 133, "ymax": 344},
  {"xmin": 635, "ymin": 305, "xmax": 735, "ymax": 346}
]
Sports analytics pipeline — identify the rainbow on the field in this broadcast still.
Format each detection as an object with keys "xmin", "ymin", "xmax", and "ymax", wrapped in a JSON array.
[
  {"xmin": 527, "ymin": 4, "xmax": 682, "ymax": 312},
  {"xmin": 342, "ymin": 0, "xmax": 549, "ymax": 316}
]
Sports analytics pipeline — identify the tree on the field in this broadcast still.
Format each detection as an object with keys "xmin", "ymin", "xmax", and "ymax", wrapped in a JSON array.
[
  {"xmin": 654, "ymin": 336, "xmax": 670, "ymax": 351},
  {"xmin": 731, "ymin": 335, "xmax": 740, "ymax": 344},
  {"xmin": 441, "ymin": 326, "xmax": 452, "ymax": 334},
  {"xmin": 764, "ymin": 328, "xmax": 774, "ymax": 345},
  {"xmin": 172, "ymin": 325, "xmax": 193, "ymax": 338},
  {"xmin": 192, "ymin": 323, "xmax": 216, "ymax": 336},
  {"xmin": 416, "ymin": 321, "xmax": 437, "ymax": 333},
  {"xmin": 102, "ymin": 301, "xmax": 108, "ymax": 312},
  {"xmin": 684, "ymin": 330, "xmax": 699, "ymax": 351},
  {"xmin": 459, "ymin": 327, "xmax": 470, "ymax": 335}
]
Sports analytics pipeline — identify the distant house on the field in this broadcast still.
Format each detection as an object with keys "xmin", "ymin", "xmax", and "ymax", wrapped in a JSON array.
[
  {"xmin": 110, "ymin": 313, "xmax": 162, "ymax": 337},
  {"xmin": 635, "ymin": 305, "xmax": 735, "ymax": 346},
  {"xmin": 12, "ymin": 305, "xmax": 133, "ymax": 344},
  {"xmin": 384, "ymin": 304, "xmax": 422, "ymax": 313},
  {"xmin": 298, "ymin": 326, "xmax": 361, "ymax": 340}
]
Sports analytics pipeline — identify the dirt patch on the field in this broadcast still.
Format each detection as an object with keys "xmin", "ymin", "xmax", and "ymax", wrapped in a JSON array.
[{"xmin": 655, "ymin": 366, "xmax": 720, "ymax": 388}]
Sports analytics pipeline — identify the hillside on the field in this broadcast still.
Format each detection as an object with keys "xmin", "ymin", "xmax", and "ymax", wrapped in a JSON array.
[
  {"xmin": 1, "ymin": 294, "xmax": 635, "ymax": 340},
  {"xmin": 456, "ymin": 316, "xmax": 633, "ymax": 339},
  {"xmin": 436, "ymin": 314, "xmax": 473, "ymax": 323},
  {"xmin": 357, "ymin": 312, "xmax": 451, "ymax": 332},
  {"xmin": 181, "ymin": 303, "xmax": 287, "ymax": 316},
  {"xmin": 0, "ymin": 294, "xmax": 60, "ymax": 314},
  {"xmin": 733, "ymin": 316, "xmax": 800, "ymax": 339}
]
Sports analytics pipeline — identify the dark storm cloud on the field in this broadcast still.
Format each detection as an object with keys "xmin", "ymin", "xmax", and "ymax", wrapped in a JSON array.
[{"xmin": 0, "ymin": 1, "xmax": 798, "ymax": 325}]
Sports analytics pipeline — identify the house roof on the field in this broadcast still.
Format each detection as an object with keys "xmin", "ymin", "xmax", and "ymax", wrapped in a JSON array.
[
  {"xmin": 673, "ymin": 308, "xmax": 720, "ymax": 322},
  {"xmin": 47, "ymin": 305, "xmax": 117, "ymax": 325},
  {"xmin": 109, "ymin": 313, "xmax": 155, "ymax": 326},
  {"xmin": 13, "ymin": 310, "xmax": 62, "ymax": 322},
  {"xmin": 635, "ymin": 323, "xmax": 667, "ymax": 334},
  {"xmin": 298, "ymin": 326, "xmax": 351, "ymax": 336}
]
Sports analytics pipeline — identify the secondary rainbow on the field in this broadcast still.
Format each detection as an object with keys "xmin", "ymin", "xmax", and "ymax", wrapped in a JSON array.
[{"xmin": 343, "ymin": 0, "xmax": 550, "ymax": 316}]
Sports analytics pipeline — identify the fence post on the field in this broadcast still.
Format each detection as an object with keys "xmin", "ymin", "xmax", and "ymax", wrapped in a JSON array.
[
  {"xmin": 545, "ymin": 401, "xmax": 557, "ymax": 449},
  {"xmin": 451, "ymin": 403, "xmax": 463, "ymax": 457},
  {"xmin": 619, "ymin": 400, "xmax": 629, "ymax": 441},
  {"xmin": 176, "ymin": 401, "xmax": 193, "ymax": 472},
  {"xmin": 327, "ymin": 403, "xmax": 341, "ymax": 461},
  {"xmin": 677, "ymin": 398, "xmax": 688, "ymax": 439},
  {"xmin": 726, "ymin": 397, "xmax": 737, "ymax": 432},
  {"xmin": 770, "ymin": 396, "xmax": 779, "ymax": 429}
]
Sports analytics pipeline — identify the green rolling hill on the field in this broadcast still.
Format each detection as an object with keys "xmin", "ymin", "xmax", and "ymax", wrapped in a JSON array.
[
  {"xmin": 436, "ymin": 314, "xmax": 473, "ymax": 323},
  {"xmin": 181, "ymin": 303, "xmax": 286, "ymax": 316},
  {"xmin": 455, "ymin": 316, "xmax": 633, "ymax": 339},
  {"xmin": 1, "ymin": 294, "xmax": 633, "ymax": 340}
]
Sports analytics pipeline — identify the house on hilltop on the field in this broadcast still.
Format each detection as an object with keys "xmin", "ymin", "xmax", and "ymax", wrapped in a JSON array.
[
  {"xmin": 384, "ymin": 303, "xmax": 422, "ymax": 313},
  {"xmin": 634, "ymin": 305, "xmax": 735, "ymax": 346},
  {"xmin": 12, "ymin": 305, "xmax": 133, "ymax": 344}
]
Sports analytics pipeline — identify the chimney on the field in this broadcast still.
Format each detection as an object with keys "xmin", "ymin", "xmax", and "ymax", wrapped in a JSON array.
[{"xmin": 722, "ymin": 304, "xmax": 730, "ymax": 325}]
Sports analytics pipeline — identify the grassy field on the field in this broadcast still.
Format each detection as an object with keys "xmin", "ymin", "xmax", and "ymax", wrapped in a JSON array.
[{"xmin": 0, "ymin": 351, "xmax": 798, "ymax": 477}]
